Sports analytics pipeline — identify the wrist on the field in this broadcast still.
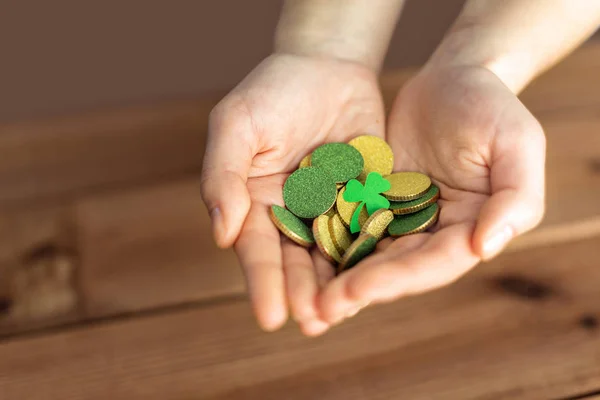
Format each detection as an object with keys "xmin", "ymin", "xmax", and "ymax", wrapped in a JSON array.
[
  {"xmin": 273, "ymin": 0, "xmax": 404, "ymax": 72},
  {"xmin": 427, "ymin": 24, "xmax": 539, "ymax": 94},
  {"xmin": 274, "ymin": 29, "xmax": 382, "ymax": 72}
]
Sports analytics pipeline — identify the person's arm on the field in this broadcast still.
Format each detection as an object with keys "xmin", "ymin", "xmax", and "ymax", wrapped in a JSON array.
[
  {"xmin": 201, "ymin": 0, "xmax": 404, "ymax": 334},
  {"xmin": 429, "ymin": 0, "xmax": 600, "ymax": 93},
  {"xmin": 274, "ymin": 0, "xmax": 405, "ymax": 72},
  {"xmin": 316, "ymin": 0, "xmax": 600, "ymax": 325}
]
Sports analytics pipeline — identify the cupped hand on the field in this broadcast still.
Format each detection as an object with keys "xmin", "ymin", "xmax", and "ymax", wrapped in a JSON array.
[
  {"xmin": 200, "ymin": 53, "xmax": 385, "ymax": 335},
  {"xmin": 319, "ymin": 64, "xmax": 546, "ymax": 324}
]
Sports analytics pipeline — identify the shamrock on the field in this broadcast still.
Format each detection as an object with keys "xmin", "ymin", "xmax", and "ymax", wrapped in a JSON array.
[{"xmin": 343, "ymin": 172, "xmax": 391, "ymax": 233}]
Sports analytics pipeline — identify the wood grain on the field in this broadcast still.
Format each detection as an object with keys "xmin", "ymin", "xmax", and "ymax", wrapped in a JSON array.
[
  {"xmin": 74, "ymin": 179, "xmax": 244, "ymax": 318},
  {"xmin": 0, "ymin": 178, "xmax": 245, "ymax": 334},
  {"xmin": 0, "ymin": 204, "xmax": 81, "ymax": 335},
  {"xmin": 1, "ymin": 238, "xmax": 600, "ymax": 400},
  {"xmin": 519, "ymin": 43, "xmax": 600, "ymax": 116},
  {"xmin": 0, "ymin": 100, "xmax": 212, "ymax": 205}
]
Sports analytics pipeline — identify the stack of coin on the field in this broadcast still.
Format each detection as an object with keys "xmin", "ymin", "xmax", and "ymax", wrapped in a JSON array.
[{"xmin": 269, "ymin": 135, "xmax": 440, "ymax": 274}]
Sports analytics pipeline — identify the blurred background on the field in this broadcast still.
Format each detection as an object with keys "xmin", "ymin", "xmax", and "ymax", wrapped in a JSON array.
[
  {"xmin": 0, "ymin": 0, "xmax": 470, "ymax": 122},
  {"xmin": 1, "ymin": 1, "xmax": 600, "ymax": 399}
]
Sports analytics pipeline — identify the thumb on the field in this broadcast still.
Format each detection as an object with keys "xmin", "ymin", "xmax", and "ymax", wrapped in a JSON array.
[
  {"xmin": 200, "ymin": 104, "xmax": 254, "ymax": 248},
  {"xmin": 473, "ymin": 118, "xmax": 546, "ymax": 260}
]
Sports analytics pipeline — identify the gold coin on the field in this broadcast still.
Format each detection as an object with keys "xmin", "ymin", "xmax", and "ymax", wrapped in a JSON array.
[
  {"xmin": 390, "ymin": 185, "xmax": 440, "ymax": 215},
  {"xmin": 348, "ymin": 135, "xmax": 394, "ymax": 182},
  {"xmin": 298, "ymin": 154, "xmax": 311, "ymax": 169},
  {"xmin": 335, "ymin": 186, "xmax": 369, "ymax": 228},
  {"xmin": 383, "ymin": 172, "xmax": 431, "ymax": 201},
  {"xmin": 328, "ymin": 212, "xmax": 354, "ymax": 255},
  {"xmin": 313, "ymin": 214, "xmax": 342, "ymax": 263},
  {"xmin": 323, "ymin": 206, "xmax": 337, "ymax": 217},
  {"xmin": 360, "ymin": 209, "xmax": 394, "ymax": 241}
]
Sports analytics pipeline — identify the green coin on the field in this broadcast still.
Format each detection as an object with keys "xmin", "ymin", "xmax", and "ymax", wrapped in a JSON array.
[
  {"xmin": 388, "ymin": 203, "xmax": 440, "ymax": 237},
  {"xmin": 389, "ymin": 185, "xmax": 440, "ymax": 215},
  {"xmin": 283, "ymin": 167, "xmax": 337, "ymax": 219},
  {"xmin": 269, "ymin": 205, "xmax": 315, "ymax": 247},
  {"xmin": 311, "ymin": 143, "xmax": 364, "ymax": 183},
  {"xmin": 338, "ymin": 234, "xmax": 378, "ymax": 273}
]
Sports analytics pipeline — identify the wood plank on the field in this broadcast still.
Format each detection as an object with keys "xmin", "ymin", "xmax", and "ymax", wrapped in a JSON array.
[
  {"xmin": 0, "ymin": 204, "xmax": 81, "ymax": 335},
  {"xmin": 0, "ymin": 100, "xmax": 213, "ymax": 205},
  {"xmin": 74, "ymin": 179, "xmax": 243, "ymax": 318},
  {"xmin": 519, "ymin": 42, "xmax": 600, "ymax": 115},
  {"xmin": 0, "ymin": 177, "xmax": 245, "ymax": 335},
  {"xmin": 562, "ymin": 394, "xmax": 600, "ymax": 400},
  {"xmin": 506, "ymin": 110, "xmax": 600, "ymax": 250},
  {"xmin": 1, "ymin": 238, "xmax": 600, "ymax": 400},
  {"xmin": 1, "ymin": 43, "xmax": 600, "ymax": 206},
  {"xmin": 508, "ymin": 216, "xmax": 600, "ymax": 253}
]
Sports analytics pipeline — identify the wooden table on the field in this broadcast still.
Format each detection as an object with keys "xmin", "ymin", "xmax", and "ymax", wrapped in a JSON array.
[{"xmin": 0, "ymin": 43, "xmax": 599, "ymax": 400}]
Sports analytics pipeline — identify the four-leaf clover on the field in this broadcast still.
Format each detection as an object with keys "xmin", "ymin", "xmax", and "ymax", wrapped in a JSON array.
[{"xmin": 343, "ymin": 172, "xmax": 391, "ymax": 233}]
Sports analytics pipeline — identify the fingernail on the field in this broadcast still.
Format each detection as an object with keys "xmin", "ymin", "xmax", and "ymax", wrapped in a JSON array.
[
  {"xmin": 483, "ymin": 226, "xmax": 513, "ymax": 259},
  {"xmin": 211, "ymin": 207, "xmax": 226, "ymax": 245},
  {"xmin": 302, "ymin": 320, "xmax": 330, "ymax": 337}
]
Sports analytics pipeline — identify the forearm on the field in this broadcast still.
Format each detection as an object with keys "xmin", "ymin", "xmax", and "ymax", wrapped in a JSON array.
[
  {"xmin": 274, "ymin": 0, "xmax": 405, "ymax": 71},
  {"xmin": 430, "ymin": 0, "xmax": 600, "ymax": 93}
]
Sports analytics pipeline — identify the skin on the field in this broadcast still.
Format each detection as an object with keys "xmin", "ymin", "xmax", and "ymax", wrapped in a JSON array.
[
  {"xmin": 201, "ymin": 0, "xmax": 600, "ymax": 335},
  {"xmin": 202, "ymin": 54, "xmax": 386, "ymax": 335}
]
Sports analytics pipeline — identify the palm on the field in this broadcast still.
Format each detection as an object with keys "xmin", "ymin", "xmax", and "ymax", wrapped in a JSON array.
[
  {"xmin": 208, "ymin": 54, "xmax": 385, "ymax": 334},
  {"xmin": 388, "ymin": 66, "xmax": 498, "ymax": 236},
  {"xmin": 241, "ymin": 55, "xmax": 385, "ymax": 178},
  {"xmin": 318, "ymin": 65, "xmax": 545, "ymax": 323}
]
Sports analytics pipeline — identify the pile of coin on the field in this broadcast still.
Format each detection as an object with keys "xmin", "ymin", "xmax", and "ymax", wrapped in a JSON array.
[{"xmin": 269, "ymin": 135, "xmax": 440, "ymax": 274}]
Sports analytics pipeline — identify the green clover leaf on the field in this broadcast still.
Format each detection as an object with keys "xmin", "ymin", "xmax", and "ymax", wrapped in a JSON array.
[
  {"xmin": 365, "ymin": 194, "xmax": 390, "ymax": 215},
  {"xmin": 365, "ymin": 171, "xmax": 392, "ymax": 193},
  {"xmin": 343, "ymin": 179, "xmax": 365, "ymax": 202},
  {"xmin": 343, "ymin": 172, "xmax": 391, "ymax": 233}
]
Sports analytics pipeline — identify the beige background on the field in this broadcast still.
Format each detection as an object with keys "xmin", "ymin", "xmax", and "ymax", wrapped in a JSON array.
[{"xmin": 0, "ymin": 0, "xmax": 597, "ymax": 123}]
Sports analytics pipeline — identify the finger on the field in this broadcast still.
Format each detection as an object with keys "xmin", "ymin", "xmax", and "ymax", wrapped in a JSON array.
[
  {"xmin": 320, "ymin": 232, "xmax": 429, "ymax": 324},
  {"xmin": 281, "ymin": 240, "xmax": 321, "ymax": 323},
  {"xmin": 311, "ymin": 248, "xmax": 336, "ymax": 288},
  {"xmin": 474, "ymin": 118, "xmax": 546, "ymax": 260},
  {"xmin": 314, "ymin": 247, "xmax": 369, "ymax": 326},
  {"xmin": 296, "ymin": 250, "xmax": 336, "ymax": 335},
  {"xmin": 235, "ymin": 202, "xmax": 288, "ymax": 332},
  {"xmin": 378, "ymin": 232, "xmax": 431, "ymax": 260},
  {"xmin": 300, "ymin": 319, "xmax": 330, "ymax": 337},
  {"xmin": 319, "ymin": 224, "xmax": 475, "ymax": 324},
  {"xmin": 200, "ymin": 104, "xmax": 254, "ymax": 248},
  {"xmin": 301, "ymin": 249, "xmax": 337, "ymax": 336},
  {"xmin": 375, "ymin": 237, "xmax": 394, "ymax": 252}
]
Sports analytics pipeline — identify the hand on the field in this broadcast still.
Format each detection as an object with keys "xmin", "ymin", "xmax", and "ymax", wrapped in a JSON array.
[
  {"xmin": 319, "ymin": 64, "xmax": 546, "ymax": 323},
  {"xmin": 200, "ymin": 53, "xmax": 385, "ymax": 335}
]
